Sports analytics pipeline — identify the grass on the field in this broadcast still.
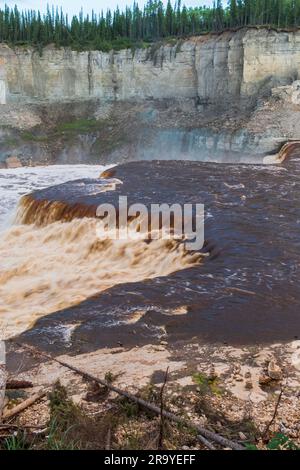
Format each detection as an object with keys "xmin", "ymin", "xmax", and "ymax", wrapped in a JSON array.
[
  {"xmin": 3, "ymin": 137, "xmax": 19, "ymax": 147},
  {"xmin": 44, "ymin": 381, "xmax": 117, "ymax": 450},
  {"xmin": 44, "ymin": 381, "xmax": 177, "ymax": 450},
  {"xmin": 14, "ymin": 118, "xmax": 103, "ymax": 148},
  {"xmin": 55, "ymin": 118, "xmax": 99, "ymax": 134},
  {"xmin": 17, "ymin": 118, "xmax": 103, "ymax": 145},
  {"xmin": 21, "ymin": 131, "xmax": 49, "ymax": 143},
  {"xmin": 14, "ymin": 115, "xmax": 131, "ymax": 159},
  {"xmin": 192, "ymin": 372, "xmax": 223, "ymax": 396},
  {"xmin": 4, "ymin": 432, "xmax": 30, "ymax": 450},
  {"xmin": 1, "ymin": 380, "xmax": 297, "ymax": 451}
]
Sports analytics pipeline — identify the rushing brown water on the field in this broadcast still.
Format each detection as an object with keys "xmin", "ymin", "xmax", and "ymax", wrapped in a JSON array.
[
  {"xmin": 0, "ymin": 217, "xmax": 201, "ymax": 339},
  {"xmin": 0, "ymin": 167, "xmax": 202, "ymax": 340},
  {"xmin": 2, "ymin": 159, "xmax": 300, "ymax": 351}
]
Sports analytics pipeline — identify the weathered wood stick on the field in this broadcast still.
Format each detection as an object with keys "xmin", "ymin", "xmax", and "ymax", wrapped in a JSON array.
[
  {"xmin": 105, "ymin": 427, "xmax": 112, "ymax": 451},
  {"xmin": 0, "ymin": 340, "xmax": 7, "ymax": 422},
  {"xmin": 197, "ymin": 434, "xmax": 216, "ymax": 450},
  {"xmin": 2, "ymin": 390, "xmax": 46, "ymax": 421},
  {"xmin": 158, "ymin": 367, "xmax": 169, "ymax": 450},
  {"xmin": 6, "ymin": 380, "xmax": 33, "ymax": 390},
  {"xmin": 12, "ymin": 341, "xmax": 245, "ymax": 450},
  {"xmin": 262, "ymin": 388, "xmax": 283, "ymax": 440}
]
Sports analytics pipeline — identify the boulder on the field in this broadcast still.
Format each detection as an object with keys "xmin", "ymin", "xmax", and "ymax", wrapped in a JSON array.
[
  {"xmin": 267, "ymin": 360, "xmax": 283, "ymax": 381},
  {"xmin": 259, "ymin": 374, "xmax": 272, "ymax": 385}
]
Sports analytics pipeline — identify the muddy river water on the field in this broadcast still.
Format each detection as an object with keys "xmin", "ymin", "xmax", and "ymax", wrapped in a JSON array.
[{"xmin": 1, "ymin": 159, "xmax": 300, "ymax": 352}]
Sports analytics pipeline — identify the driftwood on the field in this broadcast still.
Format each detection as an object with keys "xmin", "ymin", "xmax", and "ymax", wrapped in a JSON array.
[
  {"xmin": 11, "ymin": 341, "xmax": 245, "ymax": 450},
  {"xmin": 197, "ymin": 434, "xmax": 216, "ymax": 450},
  {"xmin": 6, "ymin": 380, "xmax": 33, "ymax": 390},
  {"xmin": 2, "ymin": 390, "xmax": 46, "ymax": 421},
  {"xmin": 0, "ymin": 340, "xmax": 7, "ymax": 422}
]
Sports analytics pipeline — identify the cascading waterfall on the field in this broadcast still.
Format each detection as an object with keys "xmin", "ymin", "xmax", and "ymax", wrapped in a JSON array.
[{"xmin": 0, "ymin": 166, "xmax": 202, "ymax": 339}]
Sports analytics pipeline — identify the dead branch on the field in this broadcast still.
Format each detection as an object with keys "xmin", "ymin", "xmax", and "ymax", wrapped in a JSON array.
[
  {"xmin": 224, "ymin": 287, "xmax": 256, "ymax": 296},
  {"xmin": 158, "ymin": 367, "xmax": 169, "ymax": 450},
  {"xmin": 2, "ymin": 390, "xmax": 46, "ymax": 421},
  {"xmin": 105, "ymin": 427, "xmax": 112, "ymax": 450},
  {"xmin": 11, "ymin": 341, "xmax": 245, "ymax": 450},
  {"xmin": 197, "ymin": 434, "xmax": 216, "ymax": 450},
  {"xmin": 0, "ymin": 340, "xmax": 7, "ymax": 422},
  {"xmin": 262, "ymin": 388, "xmax": 283, "ymax": 440}
]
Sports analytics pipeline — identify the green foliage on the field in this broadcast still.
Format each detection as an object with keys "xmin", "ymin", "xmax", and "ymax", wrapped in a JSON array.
[
  {"xmin": 120, "ymin": 398, "xmax": 140, "ymax": 418},
  {"xmin": 192, "ymin": 372, "xmax": 223, "ymax": 396},
  {"xmin": 46, "ymin": 418, "xmax": 79, "ymax": 450},
  {"xmin": 3, "ymin": 432, "xmax": 29, "ymax": 450},
  {"xmin": 244, "ymin": 442, "xmax": 259, "ymax": 450},
  {"xmin": 47, "ymin": 381, "xmax": 119, "ymax": 449},
  {"xmin": 266, "ymin": 432, "xmax": 299, "ymax": 450},
  {"xmin": 21, "ymin": 131, "xmax": 48, "ymax": 142},
  {"xmin": 47, "ymin": 381, "xmax": 82, "ymax": 449},
  {"xmin": 104, "ymin": 370, "xmax": 120, "ymax": 383},
  {"xmin": 56, "ymin": 118, "xmax": 99, "ymax": 134},
  {"xmin": 244, "ymin": 433, "xmax": 299, "ymax": 450},
  {"xmin": 1, "ymin": 1, "xmax": 300, "ymax": 52}
]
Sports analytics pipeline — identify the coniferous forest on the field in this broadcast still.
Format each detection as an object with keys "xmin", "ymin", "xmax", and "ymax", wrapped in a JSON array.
[{"xmin": 0, "ymin": 1, "xmax": 300, "ymax": 51}]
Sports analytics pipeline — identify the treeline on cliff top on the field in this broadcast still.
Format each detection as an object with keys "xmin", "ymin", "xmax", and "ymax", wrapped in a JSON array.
[{"xmin": 0, "ymin": 1, "xmax": 300, "ymax": 51}]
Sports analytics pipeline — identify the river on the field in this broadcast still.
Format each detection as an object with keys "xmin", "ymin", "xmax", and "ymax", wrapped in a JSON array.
[{"xmin": 0, "ymin": 159, "xmax": 300, "ymax": 349}]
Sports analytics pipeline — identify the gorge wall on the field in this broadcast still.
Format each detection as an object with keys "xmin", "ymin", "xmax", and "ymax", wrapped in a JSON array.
[
  {"xmin": 1, "ymin": 29, "xmax": 300, "ymax": 105},
  {"xmin": 1, "ymin": 28, "xmax": 300, "ymax": 166}
]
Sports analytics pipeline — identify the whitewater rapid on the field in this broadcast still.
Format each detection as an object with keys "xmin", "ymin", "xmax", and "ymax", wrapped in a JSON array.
[
  {"xmin": 0, "ymin": 164, "xmax": 201, "ymax": 339},
  {"xmin": 0, "ymin": 164, "xmax": 114, "ymax": 231}
]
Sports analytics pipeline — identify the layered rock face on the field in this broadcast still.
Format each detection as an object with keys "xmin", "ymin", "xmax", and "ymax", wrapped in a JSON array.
[
  {"xmin": 0, "ymin": 29, "xmax": 300, "ymax": 106},
  {"xmin": 0, "ymin": 28, "xmax": 300, "ymax": 166}
]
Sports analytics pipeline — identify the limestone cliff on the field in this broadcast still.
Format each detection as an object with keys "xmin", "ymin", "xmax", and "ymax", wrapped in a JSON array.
[
  {"xmin": 0, "ymin": 28, "xmax": 300, "ymax": 166},
  {"xmin": 0, "ymin": 29, "xmax": 299, "ymax": 106}
]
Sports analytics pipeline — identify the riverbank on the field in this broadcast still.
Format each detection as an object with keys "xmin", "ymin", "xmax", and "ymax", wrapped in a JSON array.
[
  {"xmin": 2, "ymin": 338, "xmax": 300, "ymax": 450},
  {"xmin": 1, "ymin": 159, "xmax": 300, "ymax": 449}
]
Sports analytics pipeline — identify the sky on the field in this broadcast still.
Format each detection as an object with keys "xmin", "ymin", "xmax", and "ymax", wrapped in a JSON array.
[{"xmin": 4, "ymin": 1, "xmax": 216, "ymax": 18}]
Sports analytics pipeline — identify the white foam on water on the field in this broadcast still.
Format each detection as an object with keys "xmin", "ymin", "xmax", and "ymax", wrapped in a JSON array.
[
  {"xmin": 0, "ymin": 164, "xmax": 113, "ymax": 232},
  {"xmin": 0, "ymin": 164, "xmax": 202, "ymax": 339}
]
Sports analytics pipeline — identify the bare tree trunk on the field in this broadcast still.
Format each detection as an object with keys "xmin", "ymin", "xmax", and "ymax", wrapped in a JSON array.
[{"xmin": 0, "ymin": 340, "xmax": 7, "ymax": 422}]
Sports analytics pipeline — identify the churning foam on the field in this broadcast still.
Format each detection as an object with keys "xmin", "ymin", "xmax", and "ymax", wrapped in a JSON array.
[
  {"xmin": 0, "ymin": 218, "xmax": 201, "ymax": 339},
  {"xmin": 0, "ymin": 164, "xmax": 201, "ymax": 339},
  {"xmin": 0, "ymin": 164, "xmax": 113, "ymax": 231}
]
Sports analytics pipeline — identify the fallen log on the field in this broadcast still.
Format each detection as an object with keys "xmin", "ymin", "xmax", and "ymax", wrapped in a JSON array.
[
  {"xmin": 6, "ymin": 379, "xmax": 33, "ymax": 390},
  {"xmin": 0, "ymin": 340, "xmax": 7, "ymax": 422},
  {"xmin": 197, "ymin": 434, "xmax": 216, "ymax": 450},
  {"xmin": 11, "ymin": 341, "xmax": 245, "ymax": 450},
  {"xmin": 2, "ymin": 390, "xmax": 46, "ymax": 421}
]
